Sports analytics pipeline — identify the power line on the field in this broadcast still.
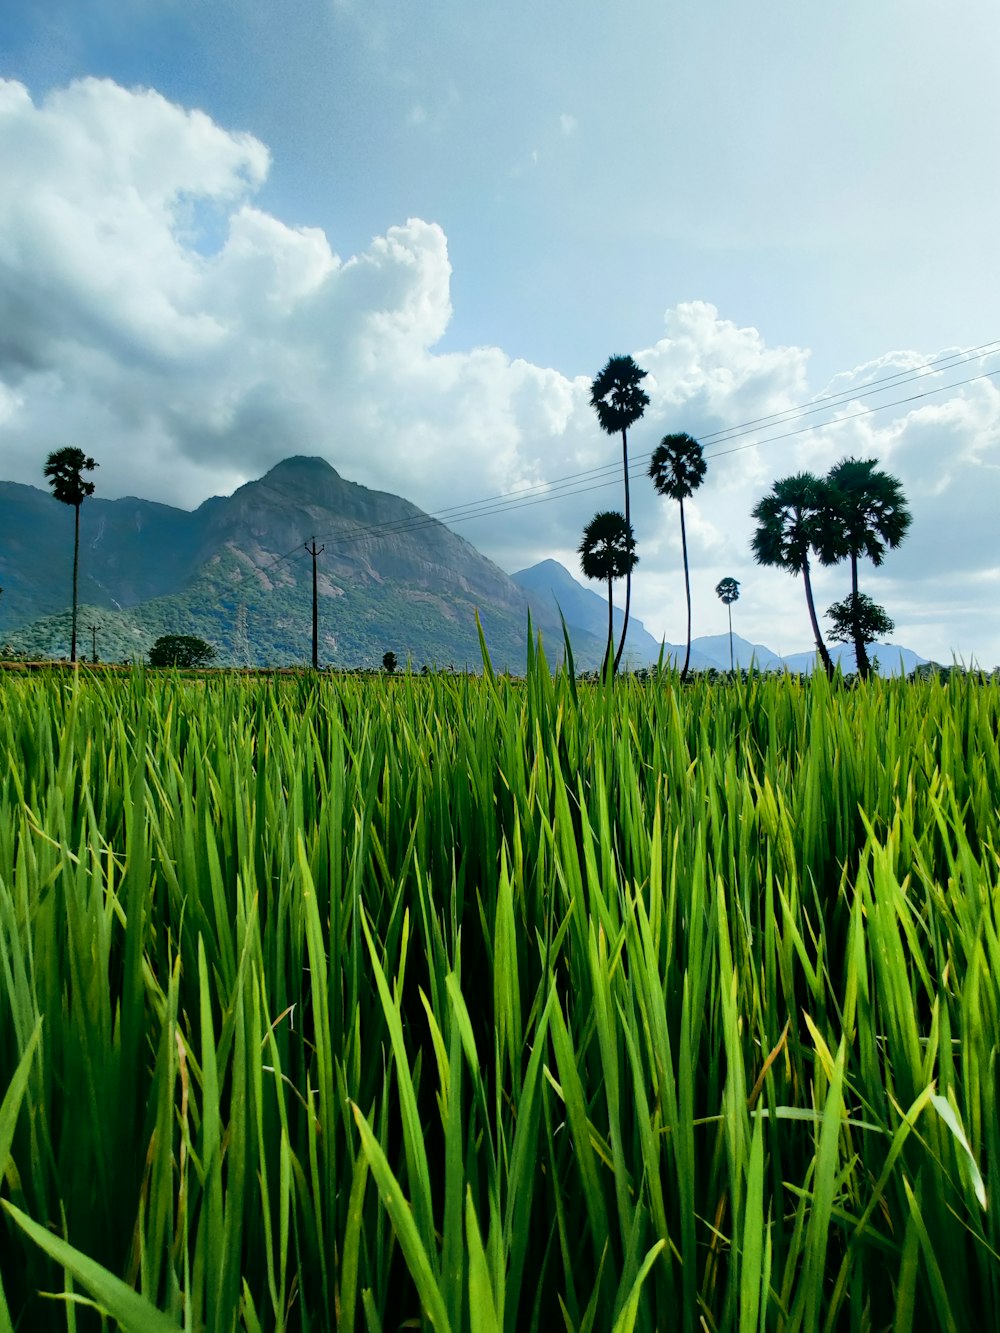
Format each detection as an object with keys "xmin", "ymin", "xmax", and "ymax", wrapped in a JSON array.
[
  {"xmin": 262, "ymin": 542, "xmax": 310, "ymax": 571},
  {"xmin": 294, "ymin": 353, "xmax": 1000, "ymax": 555},
  {"xmin": 696, "ymin": 338, "xmax": 1000, "ymax": 445},
  {"xmin": 704, "ymin": 364, "xmax": 1000, "ymax": 461},
  {"xmin": 324, "ymin": 338, "xmax": 1000, "ymax": 534},
  {"xmin": 230, "ymin": 340, "xmax": 1000, "ymax": 570}
]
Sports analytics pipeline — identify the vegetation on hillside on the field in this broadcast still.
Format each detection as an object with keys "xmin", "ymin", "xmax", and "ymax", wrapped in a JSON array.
[{"xmin": 2, "ymin": 575, "xmax": 587, "ymax": 672}]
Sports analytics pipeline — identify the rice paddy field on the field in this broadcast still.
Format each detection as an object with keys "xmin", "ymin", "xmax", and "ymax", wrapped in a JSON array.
[{"xmin": 1, "ymin": 648, "xmax": 999, "ymax": 1331}]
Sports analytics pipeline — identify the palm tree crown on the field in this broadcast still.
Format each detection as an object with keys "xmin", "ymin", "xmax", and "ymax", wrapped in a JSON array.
[
  {"xmin": 589, "ymin": 355, "xmax": 650, "ymax": 436},
  {"xmin": 579, "ymin": 511, "xmax": 638, "ymax": 583},
  {"xmin": 750, "ymin": 473, "xmax": 837, "ymax": 572},
  {"xmin": 44, "ymin": 448, "xmax": 98, "ymax": 507},
  {"xmin": 715, "ymin": 577, "xmax": 740, "ymax": 606},
  {"xmin": 825, "ymin": 457, "xmax": 912, "ymax": 567},
  {"xmin": 648, "ymin": 432, "xmax": 707, "ymax": 501}
]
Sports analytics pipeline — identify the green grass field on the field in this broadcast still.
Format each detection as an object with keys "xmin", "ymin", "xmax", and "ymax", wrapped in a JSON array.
[{"xmin": 1, "ymin": 650, "xmax": 999, "ymax": 1330}]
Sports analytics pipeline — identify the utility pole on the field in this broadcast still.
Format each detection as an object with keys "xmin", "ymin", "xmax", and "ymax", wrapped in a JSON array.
[
  {"xmin": 87, "ymin": 622, "xmax": 99, "ymax": 663},
  {"xmin": 305, "ymin": 538, "xmax": 325, "ymax": 669}
]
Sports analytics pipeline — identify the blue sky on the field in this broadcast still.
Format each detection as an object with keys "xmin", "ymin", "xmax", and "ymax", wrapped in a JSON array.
[{"xmin": 1, "ymin": 1, "xmax": 999, "ymax": 663}]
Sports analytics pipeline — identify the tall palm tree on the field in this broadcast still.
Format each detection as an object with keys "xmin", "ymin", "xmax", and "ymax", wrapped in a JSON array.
[
  {"xmin": 750, "ymin": 472, "xmax": 840, "ymax": 680},
  {"xmin": 824, "ymin": 457, "xmax": 912, "ymax": 680},
  {"xmin": 715, "ymin": 576, "xmax": 740, "ymax": 672},
  {"xmin": 648, "ymin": 432, "xmax": 707, "ymax": 681},
  {"xmin": 44, "ymin": 447, "xmax": 98, "ymax": 664},
  {"xmin": 590, "ymin": 355, "xmax": 649, "ymax": 673},
  {"xmin": 578, "ymin": 510, "xmax": 638, "ymax": 678}
]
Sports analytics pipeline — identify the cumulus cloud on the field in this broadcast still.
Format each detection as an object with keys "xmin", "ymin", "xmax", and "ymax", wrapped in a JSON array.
[{"xmin": 1, "ymin": 77, "xmax": 998, "ymax": 664}]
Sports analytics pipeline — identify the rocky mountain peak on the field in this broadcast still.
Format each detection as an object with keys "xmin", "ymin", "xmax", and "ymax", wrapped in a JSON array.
[{"xmin": 262, "ymin": 456, "xmax": 342, "ymax": 484}]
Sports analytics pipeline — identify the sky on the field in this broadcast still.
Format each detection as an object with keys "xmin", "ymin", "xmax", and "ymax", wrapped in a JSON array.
[{"xmin": 1, "ymin": 0, "xmax": 999, "ymax": 665}]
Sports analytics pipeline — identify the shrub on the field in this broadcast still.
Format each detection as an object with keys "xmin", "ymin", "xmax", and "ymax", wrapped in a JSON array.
[{"xmin": 148, "ymin": 633, "xmax": 217, "ymax": 668}]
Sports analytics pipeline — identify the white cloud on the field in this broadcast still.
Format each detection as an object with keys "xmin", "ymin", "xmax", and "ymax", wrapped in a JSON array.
[
  {"xmin": 559, "ymin": 113, "xmax": 577, "ymax": 136},
  {"xmin": 1, "ymin": 77, "xmax": 998, "ymax": 665}
]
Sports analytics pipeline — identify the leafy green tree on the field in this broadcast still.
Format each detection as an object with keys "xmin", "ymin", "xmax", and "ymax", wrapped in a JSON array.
[
  {"xmin": 714, "ymin": 576, "xmax": 740, "ymax": 672},
  {"xmin": 382, "ymin": 650, "xmax": 398, "ymax": 674},
  {"xmin": 826, "ymin": 593, "xmax": 894, "ymax": 674},
  {"xmin": 824, "ymin": 457, "xmax": 912, "ymax": 680},
  {"xmin": 751, "ymin": 473, "xmax": 838, "ymax": 679},
  {"xmin": 578, "ymin": 510, "xmax": 638, "ymax": 678},
  {"xmin": 43, "ymin": 447, "xmax": 98, "ymax": 664},
  {"xmin": 590, "ymin": 355, "xmax": 649, "ymax": 673},
  {"xmin": 148, "ymin": 634, "xmax": 217, "ymax": 668},
  {"xmin": 649, "ymin": 432, "xmax": 707, "ymax": 681}
]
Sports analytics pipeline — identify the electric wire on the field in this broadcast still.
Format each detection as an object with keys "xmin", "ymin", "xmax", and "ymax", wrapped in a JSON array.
[
  {"xmin": 295, "ymin": 353, "xmax": 1000, "ymax": 554},
  {"xmin": 322, "ymin": 337, "xmax": 1000, "ymax": 534}
]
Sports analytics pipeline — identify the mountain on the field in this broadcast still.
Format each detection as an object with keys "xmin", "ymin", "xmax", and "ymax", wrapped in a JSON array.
[
  {"xmin": 688, "ymin": 634, "xmax": 785, "ymax": 672},
  {"xmin": 780, "ymin": 643, "xmax": 927, "ymax": 677},
  {"xmin": 511, "ymin": 561, "xmax": 928, "ymax": 677},
  {"xmin": 1, "ymin": 466, "xmax": 931, "ymax": 674},
  {"xmin": 0, "ymin": 480, "xmax": 203, "ymax": 628},
  {"xmin": 0, "ymin": 458, "xmax": 608, "ymax": 669},
  {"xmin": 511, "ymin": 559, "xmax": 667, "ymax": 667},
  {"xmin": 513, "ymin": 561, "xmax": 747, "ymax": 672}
]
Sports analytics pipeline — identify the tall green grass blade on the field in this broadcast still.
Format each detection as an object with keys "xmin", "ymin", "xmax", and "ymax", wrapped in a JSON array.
[
  {"xmin": 930, "ymin": 1093, "xmax": 987, "ymax": 1210},
  {"xmin": 609, "ymin": 1240, "xmax": 665, "ymax": 1333},
  {"xmin": 3, "ymin": 1201, "xmax": 181, "ymax": 1333},
  {"xmin": 350, "ymin": 1103, "xmax": 452, "ymax": 1333},
  {"xmin": 466, "ymin": 1187, "xmax": 501, "ymax": 1333}
]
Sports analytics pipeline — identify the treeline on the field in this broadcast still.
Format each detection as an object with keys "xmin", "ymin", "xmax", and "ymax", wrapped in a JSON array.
[
  {"xmin": 10, "ymin": 400, "xmax": 913, "ymax": 679},
  {"xmin": 582, "ymin": 355, "xmax": 912, "ymax": 681}
]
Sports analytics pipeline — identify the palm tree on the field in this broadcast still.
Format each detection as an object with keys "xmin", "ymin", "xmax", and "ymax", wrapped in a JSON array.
[
  {"xmin": 750, "ymin": 473, "xmax": 840, "ymax": 680},
  {"xmin": 824, "ymin": 457, "xmax": 911, "ymax": 680},
  {"xmin": 578, "ymin": 510, "xmax": 638, "ymax": 678},
  {"xmin": 715, "ymin": 576, "xmax": 740, "ymax": 672},
  {"xmin": 590, "ymin": 355, "xmax": 649, "ymax": 673},
  {"xmin": 648, "ymin": 432, "xmax": 707, "ymax": 681},
  {"xmin": 44, "ymin": 447, "xmax": 98, "ymax": 664}
]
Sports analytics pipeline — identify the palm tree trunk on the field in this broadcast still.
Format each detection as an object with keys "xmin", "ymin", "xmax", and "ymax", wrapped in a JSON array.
[
  {"xmin": 728, "ymin": 603, "xmax": 733, "ymax": 673},
  {"xmin": 71, "ymin": 502, "xmax": 80, "ymax": 664},
  {"xmin": 613, "ymin": 427, "xmax": 631, "ymax": 675},
  {"xmin": 850, "ymin": 552, "xmax": 871, "ymax": 680},
  {"xmin": 604, "ymin": 576, "xmax": 614, "ymax": 679},
  {"xmin": 801, "ymin": 554, "xmax": 834, "ymax": 679},
  {"xmin": 679, "ymin": 497, "xmax": 692, "ymax": 682}
]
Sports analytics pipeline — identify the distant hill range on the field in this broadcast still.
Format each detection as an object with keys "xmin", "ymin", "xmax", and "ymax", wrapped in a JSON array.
[
  {"xmin": 511, "ymin": 559, "xmax": 928, "ymax": 677},
  {"xmin": 0, "ymin": 457, "xmax": 610, "ymax": 668},
  {"xmin": 1, "ymin": 458, "xmax": 927, "ymax": 673}
]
